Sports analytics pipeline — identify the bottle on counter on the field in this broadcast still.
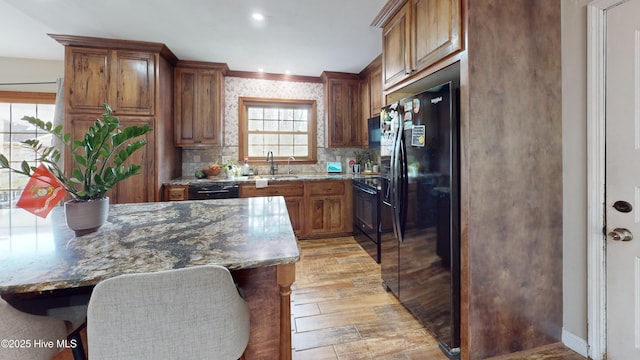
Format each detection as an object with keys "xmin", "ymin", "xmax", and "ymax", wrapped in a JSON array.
[{"xmin": 242, "ymin": 157, "xmax": 250, "ymax": 176}]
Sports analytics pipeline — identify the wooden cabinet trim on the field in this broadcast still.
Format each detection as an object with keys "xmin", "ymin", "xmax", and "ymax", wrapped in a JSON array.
[{"xmin": 50, "ymin": 34, "xmax": 178, "ymax": 64}]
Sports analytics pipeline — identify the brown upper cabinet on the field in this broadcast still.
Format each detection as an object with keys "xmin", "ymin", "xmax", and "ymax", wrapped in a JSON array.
[
  {"xmin": 360, "ymin": 55, "xmax": 383, "ymax": 119},
  {"xmin": 64, "ymin": 47, "xmax": 156, "ymax": 116},
  {"xmin": 322, "ymin": 72, "xmax": 364, "ymax": 148},
  {"xmin": 381, "ymin": 0, "xmax": 462, "ymax": 89},
  {"xmin": 174, "ymin": 61, "xmax": 228, "ymax": 147},
  {"xmin": 51, "ymin": 34, "xmax": 180, "ymax": 204}
]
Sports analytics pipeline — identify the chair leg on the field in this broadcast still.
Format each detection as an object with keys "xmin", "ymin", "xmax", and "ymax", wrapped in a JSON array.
[{"xmin": 68, "ymin": 324, "xmax": 87, "ymax": 360}]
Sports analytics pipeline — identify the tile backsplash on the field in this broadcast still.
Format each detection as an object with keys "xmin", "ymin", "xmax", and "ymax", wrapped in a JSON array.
[{"xmin": 180, "ymin": 76, "xmax": 380, "ymax": 177}]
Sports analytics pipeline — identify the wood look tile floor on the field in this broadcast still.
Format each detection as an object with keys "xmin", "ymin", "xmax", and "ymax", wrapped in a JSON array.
[{"xmin": 291, "ymin": 237, "xmax": 585, "ymax": 360}]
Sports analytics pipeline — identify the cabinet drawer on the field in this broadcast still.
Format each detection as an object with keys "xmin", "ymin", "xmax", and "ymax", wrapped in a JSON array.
[
  {"xmin": 164, "ymin": 185, "xmax": 188, "ymax": 201},
  {"xmin": 307, "ymin": 181, "xmax": 345, "ymax": 196},
  {"xmin": 240, "ymin": 183, "xmax": 303, "ymax": 197}
]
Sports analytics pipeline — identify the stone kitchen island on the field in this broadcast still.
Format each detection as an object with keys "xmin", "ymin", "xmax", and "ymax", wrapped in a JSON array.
[{"xmin": 0, "ymin": 196, "xmax": 299, "ymax": 359}]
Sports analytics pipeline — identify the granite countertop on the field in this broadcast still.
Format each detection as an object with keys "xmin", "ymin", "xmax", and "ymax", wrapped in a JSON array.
[
  {"xmin": 166, "ymin": 173, "xmax": 379, "ymax": 186},
  {"xmin": 0, "ymin": 197, "xmax": 299, "ymax": 295}
]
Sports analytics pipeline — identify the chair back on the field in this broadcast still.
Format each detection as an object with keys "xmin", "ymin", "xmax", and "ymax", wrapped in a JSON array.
[
  {"xmin": 87, "ymin": 265, "xmax": 250, "ymax": 360},
  {"xmin": 0, "ymin": 298, "xmax": 67, "ymax": 360}
]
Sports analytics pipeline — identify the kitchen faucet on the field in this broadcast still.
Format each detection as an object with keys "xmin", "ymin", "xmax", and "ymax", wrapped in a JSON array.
[
  {"xmin": 266, "ymin": 151, "xmax": 275, "ymax": 175},
  {"xmin": 287, "ymin": 156, "xmax": 295, "ymax": 174}
]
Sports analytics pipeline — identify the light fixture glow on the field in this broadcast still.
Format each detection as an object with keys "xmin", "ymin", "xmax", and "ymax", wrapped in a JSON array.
[
  {"xmin": 258, "ymin": 68, "xmax": 264, "ymax": 73},
  {"xmin": 252, "ymin": 13, "xmax": 264, "ymax": 20}
]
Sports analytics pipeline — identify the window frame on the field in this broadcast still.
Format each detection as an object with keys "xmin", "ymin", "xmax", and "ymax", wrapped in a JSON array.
[
  {"xmin": 0, "ymin": 91, "xmax": 56, "ymax": 210},
  {"xmin": 238, "ymin": 97, "xmax": 317, "ymax": 164}
]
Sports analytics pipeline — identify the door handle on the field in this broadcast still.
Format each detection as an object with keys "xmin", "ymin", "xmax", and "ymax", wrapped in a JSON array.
[{"xmin": 608, "ymin": 228, "xmax": 633, "ymax": 241}]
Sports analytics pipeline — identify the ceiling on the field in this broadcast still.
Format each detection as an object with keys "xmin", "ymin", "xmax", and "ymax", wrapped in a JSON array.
[{"xmin": 0, "ymin": 0, "xmax": 387, "ymax": 77}]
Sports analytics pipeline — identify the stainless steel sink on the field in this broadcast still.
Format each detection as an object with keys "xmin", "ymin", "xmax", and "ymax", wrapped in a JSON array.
[{"xmin": 269, "ymin": 175, "xmax": 299, "ymax": 180}]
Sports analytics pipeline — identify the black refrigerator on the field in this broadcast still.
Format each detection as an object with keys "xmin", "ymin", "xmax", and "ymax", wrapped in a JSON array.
[{"xmin": 380, "ymin": 81, "xmax": 460, "ymax": 359}]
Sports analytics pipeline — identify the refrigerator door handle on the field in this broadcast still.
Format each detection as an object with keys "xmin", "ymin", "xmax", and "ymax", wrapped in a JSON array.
[
  {"xmin": 392, "ymin": 124, "xmax": 403, "ymax": 242},
  {"xmin": 397, "ymin": 131, "xmax": 407, "ymax": 241}
]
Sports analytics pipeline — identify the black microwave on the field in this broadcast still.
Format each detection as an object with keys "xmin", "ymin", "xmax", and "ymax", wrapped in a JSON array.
[{"xmin": 368, "ymin": 115, "xmax": 381, "ymax": 149}]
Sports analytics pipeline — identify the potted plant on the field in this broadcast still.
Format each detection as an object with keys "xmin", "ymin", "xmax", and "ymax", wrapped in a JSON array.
[
  {"xmin": 354, "ymin": 151, "xmax": 370, "ymax": 173},
  {"xmin": 0, "ymin": 104, "xmax": 152, "ymax": 234}
]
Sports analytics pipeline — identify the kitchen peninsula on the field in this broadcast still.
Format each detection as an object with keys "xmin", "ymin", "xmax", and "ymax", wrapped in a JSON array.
[{"xmin": 0, "ymin": 197, "xmax": 299, "ymax": 359}]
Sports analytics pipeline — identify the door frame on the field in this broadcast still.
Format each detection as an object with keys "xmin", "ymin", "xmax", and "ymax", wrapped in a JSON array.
[{"xmin": 587, "ymin": 1, "xmax": 629, "ymax": 359}]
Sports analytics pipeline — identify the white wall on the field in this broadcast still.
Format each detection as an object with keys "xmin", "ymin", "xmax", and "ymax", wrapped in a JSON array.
[
  {"xmin": 0, "ymin": 57, "xmax": 63, "ymax": 92},
  {"xmin": 561, "ymin": 0, "xmax": 589, "ymax": 352}
]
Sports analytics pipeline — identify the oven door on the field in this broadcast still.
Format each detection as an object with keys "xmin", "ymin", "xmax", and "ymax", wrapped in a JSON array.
[{"xmin": 353, "ymin": 182, "xmax": 380, "ymax": 263}]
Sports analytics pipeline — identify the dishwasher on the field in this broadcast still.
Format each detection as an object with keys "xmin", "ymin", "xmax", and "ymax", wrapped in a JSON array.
[{"xmin": 188, "ymin": 184, "xmax": 239, "ymax": 200}]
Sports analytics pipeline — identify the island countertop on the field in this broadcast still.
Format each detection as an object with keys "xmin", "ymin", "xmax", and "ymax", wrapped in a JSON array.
[{"xmin": 0, "ymin": 196, "xmax": 300, "ymax": 295}]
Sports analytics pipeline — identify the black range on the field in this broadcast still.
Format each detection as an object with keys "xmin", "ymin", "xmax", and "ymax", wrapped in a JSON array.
[{"xmin": 352, "ymin": 176, "xmax": 381, "ymax": 263}]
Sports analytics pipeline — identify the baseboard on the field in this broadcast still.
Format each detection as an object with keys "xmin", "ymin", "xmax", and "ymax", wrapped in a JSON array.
[{"xmin": 562, "ymin": 328, "xmax": 589, "ymax": 357}]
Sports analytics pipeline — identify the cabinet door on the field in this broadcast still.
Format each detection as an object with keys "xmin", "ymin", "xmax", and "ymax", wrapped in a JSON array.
[
  {"xmin": 326, "ymin": 79, "xmax": 362, "ymax": 147},
  {"xmin": 174, "ymin": 68, "xmax": 223, "ymax": 147},
  {"xmin": 382, "ymin": 3, "xmax": 411, "ymax": 89},
  {"xmin": 285, "ymin": 196, "xmax": 304, "ymax": 235},
  {"xmin": 307, "ymin": 195, "xmax": 350, "ymax": 235},
  {"xmin": 108, "ymin": 118, "xmax": 154, "ymax": 204},
  {"xmin": 369, "ymin": 65, "xmax": 383, "ymax": 116},
  {"xmin": 67, "ymin": 116, "xmax": 154, "ymax": 204},
  {"xmin": 66, "ymin": 47, "xmax": 111, "ymax": 114},
  {"xmin": 112, "ymin": 51, "xmax": 156, "ymax": 116},
  {"xmin": 197, "ymin": 70, "xmax": 223, "ymax": 146},
  {"xmin": 174, "ymin": 68, "xmax": 198, "ymax": 145},
  {"xmin": 410, "ymin": 0, "xmax": 462, "ymax": 73}
]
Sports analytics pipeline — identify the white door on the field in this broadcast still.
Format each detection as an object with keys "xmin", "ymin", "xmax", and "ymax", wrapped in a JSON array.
[{"xmin": 606, "ymin": 0, "xmax": 640, "ymax": 358}]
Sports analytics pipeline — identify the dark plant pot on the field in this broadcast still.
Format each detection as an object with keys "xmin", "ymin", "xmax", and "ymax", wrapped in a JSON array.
[{"xmin": 65, "ymin": 197, "xmax": 109, "ymax": 236}]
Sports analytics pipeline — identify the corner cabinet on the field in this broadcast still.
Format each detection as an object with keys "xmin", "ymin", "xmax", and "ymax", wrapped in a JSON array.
[
  {"xmin": 51, "ymin": 34, "xmax": 181, "ymax": 204},
  {"xmin": 322, "ymin": 72, "xmax": 364, "ymax": 148},
  {"xmin": 174, "ymin": 61, "xmax": 228, "ymax": 147},
  {"xmin": 381, "ymin": 0, "xmax": 462, "ymax": 89}
]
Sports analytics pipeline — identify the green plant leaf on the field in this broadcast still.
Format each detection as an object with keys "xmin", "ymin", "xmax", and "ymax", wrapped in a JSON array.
[
  {"xmin": 72, "ymin": 168, "xmax": 84, "ymax": 182},
  {"xmin": 0, "ymin": 154, "xmax": 9, "ymax": 168}
]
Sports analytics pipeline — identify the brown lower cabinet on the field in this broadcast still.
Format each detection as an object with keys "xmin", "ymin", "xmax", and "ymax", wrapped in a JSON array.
[{"xmin": 239, "ymin": 179, "xmax": 352, "ymax": 238}]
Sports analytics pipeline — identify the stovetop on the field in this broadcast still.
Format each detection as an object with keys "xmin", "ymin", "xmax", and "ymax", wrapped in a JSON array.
[{"xmin": 353, "ymin": 176, "xmax": 382, "ymax": 191}]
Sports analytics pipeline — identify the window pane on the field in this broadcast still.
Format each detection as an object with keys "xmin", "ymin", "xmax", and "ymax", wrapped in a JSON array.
[
  {"xmin": 279, "ymin": 134, "xmax": 293, "ymax": 145},
  {"xmin": 294, "ymin": 146, "xmax": 308, "ymax": 156},
  {"xmin": 280, "ymin": 120, "xmax": 293, "ymax": 132},
  {"xmin": 248, "ymin": 146, "xmax": 264, "ymax": 157},
  {"xmin": 264, "ymin": 108, "xmax": 278, "ymax": 120},
  {"xmin": 248, "ymin": 120, "xmax": 263, "ymax": 131},
  {"xmin": 294, "ymin": 109, "xmax": 307, "ymax": 120},
  {"xmin": 264, "ymin": 120, "xmax": 278, "ymax": 132},
  {"xmin": 264, "ymin": 134, "xmax": 278, "ymax": 146},
  {"xmin": 0, "ymin": 103, "xmax": 9, "ymax": 133},
  {"xmin": 11, "ymin": 104, "xmax": 36, "ymax": 126},
  {"xmin": 279, "ymin": 145, "xmax": 293, "ymax": 156},
  {"xmin": 294, "ymin": 120, "xmax": 307, "ymax": 132},
  {"xmin": 279, "ymin": 109, "xmax": 293, "ymax": 120},
  {"xmin": 248, "ymin": 107, "xmax": 263, "ymax": 119},
  {"xmin": 248, "ymin": 134, "xmax": 263, "ymax": 145},
  {"xmin": 294, "ymin": 134, "xmax": 308, "ymax": 145}
]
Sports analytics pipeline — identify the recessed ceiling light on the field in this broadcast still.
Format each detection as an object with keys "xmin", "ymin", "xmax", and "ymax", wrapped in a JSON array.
[
  {"xmin": 258, "ymin": 68, "xmax": 264, "ymax": 73},
  {"xmin": 285, "ymin": 70, "xmax": 291, "ymax": 75},
  {"xmin": 252, "ymin": 13, "xmax": 264, "ymax": 21}
]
